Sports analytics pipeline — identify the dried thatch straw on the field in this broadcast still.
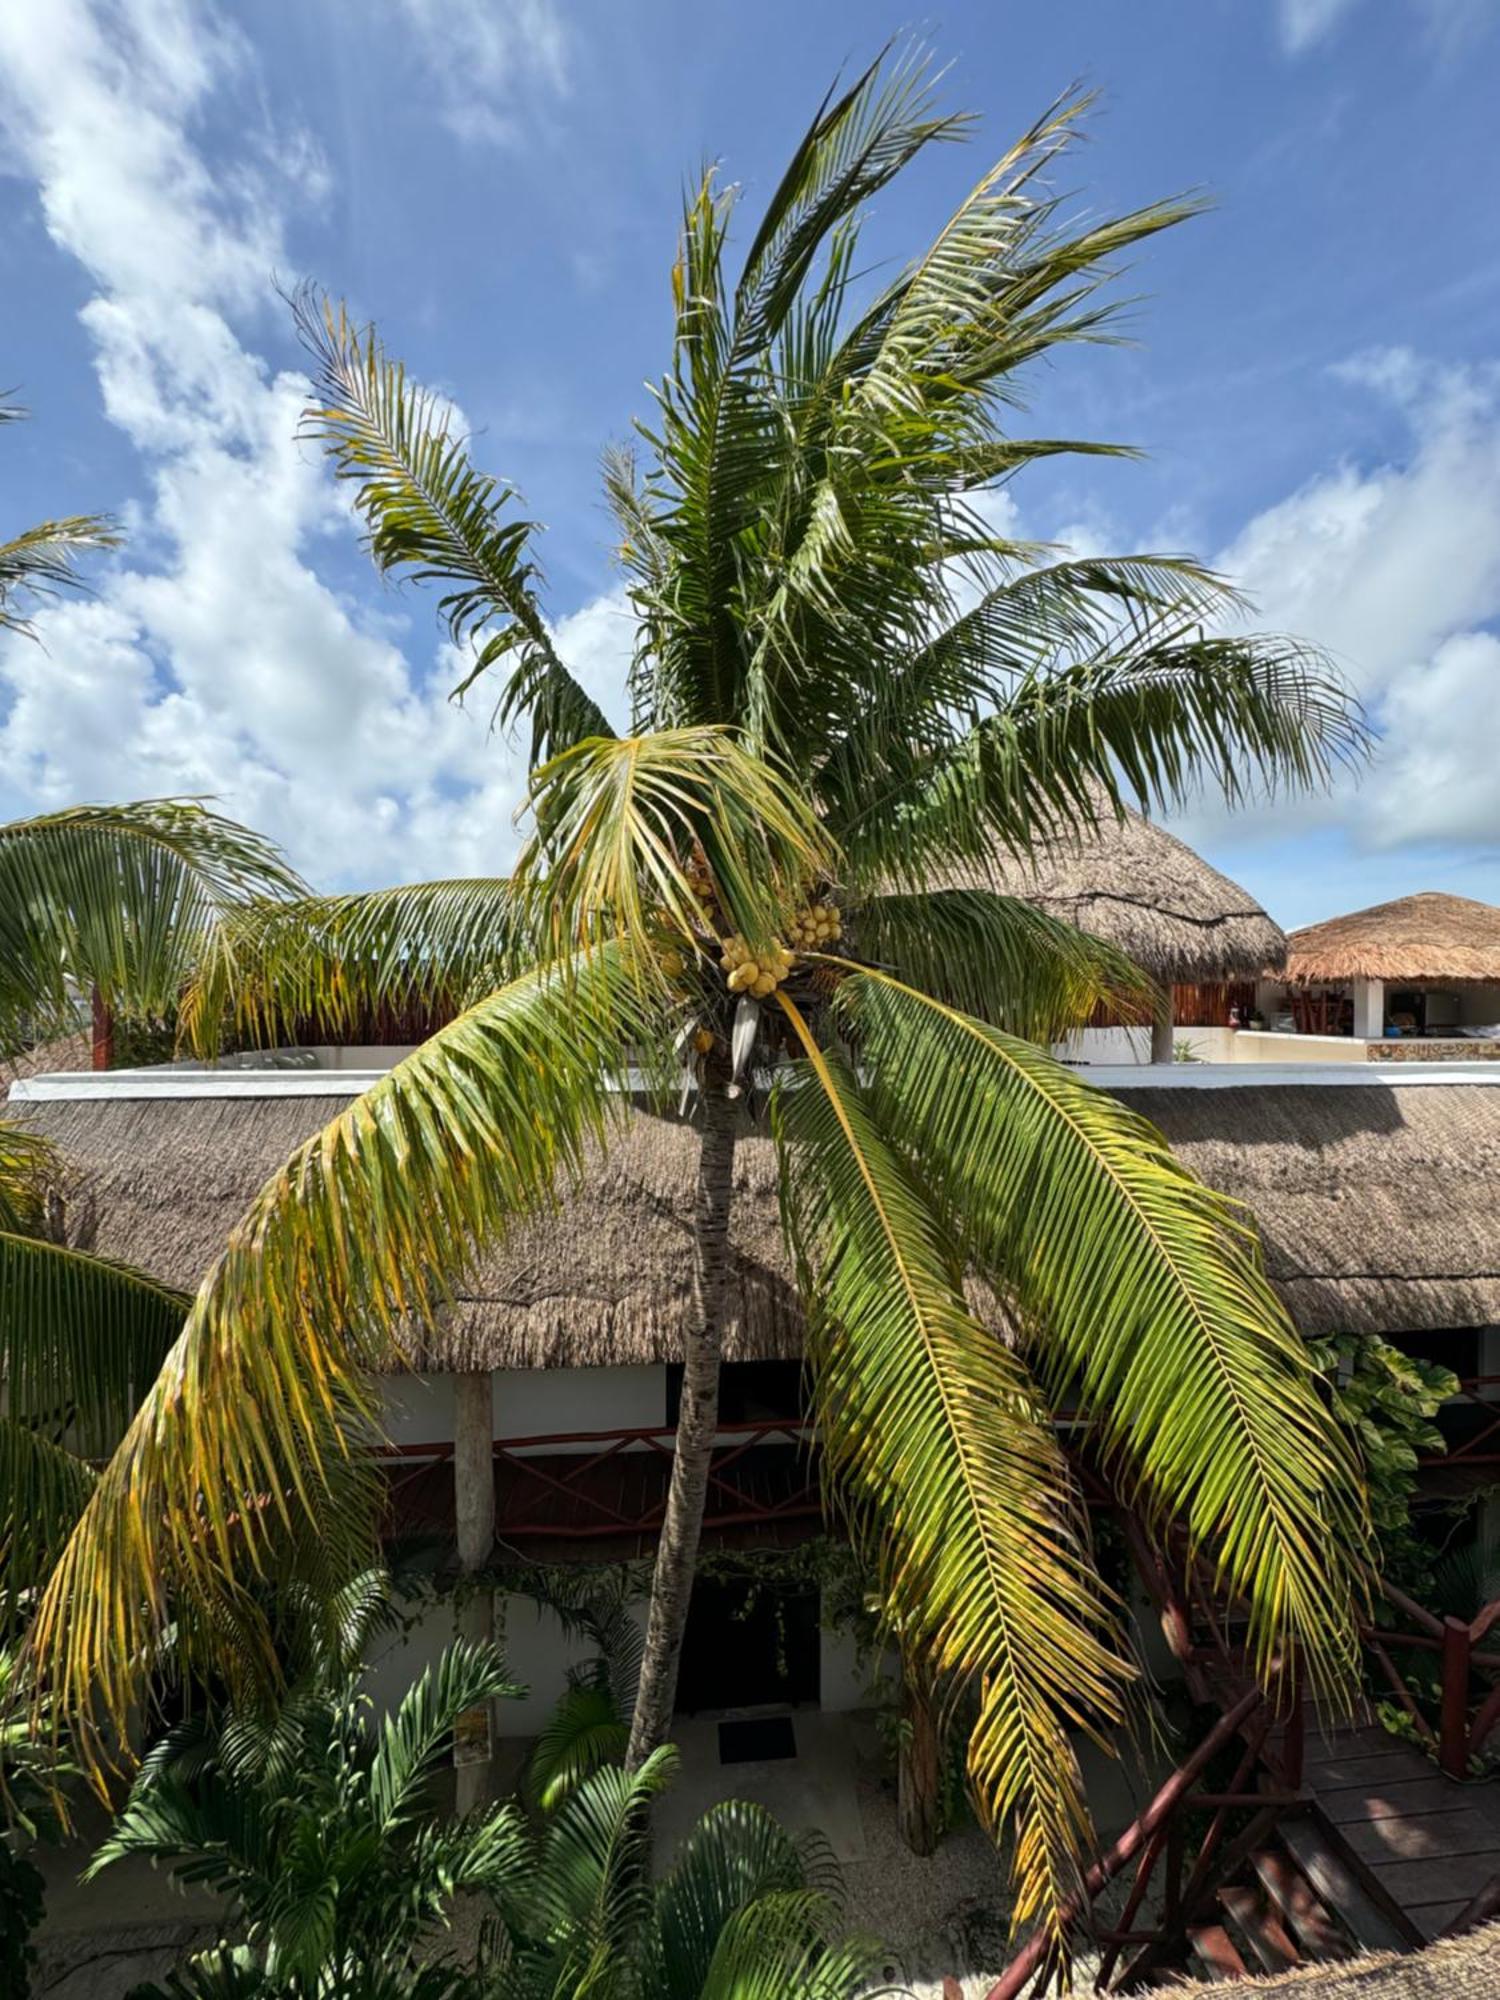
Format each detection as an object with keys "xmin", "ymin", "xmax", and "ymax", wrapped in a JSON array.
[
  {"xmin": 1164, "ymin": 1919, "xmax": 1500, "ymax": 1994},
  {"xmin": 931, "ymin": 793, "xmax": 1287, "ymax": 984},
  {"xmin": 1285, "ymin": 893, "xmax": 1500, "ymax": 986},
  {"xmin": 9, "ymin": 1074, "xmax": 1500, "ymax": 1366}
]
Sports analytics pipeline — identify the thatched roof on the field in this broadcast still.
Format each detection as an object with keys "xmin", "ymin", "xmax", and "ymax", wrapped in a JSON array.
[
  {"xmin": 1, "ymin": 1031, "xmax": 90, "ymax": 1099},
  {"xmin": 934, "ymin": 798, "xmax": 1286, "ymax": 984},
  {"xmin": 1285, "ymin": 893, "xmax": 1500, "ymax": 985},
  {"xmin": 1163, "ymin": 1920, "xmax": 1500, "ymax": 1994},
  {"xmin": 10, "ymin": 1075, "xmax": 1500, "ymax": 1366}
]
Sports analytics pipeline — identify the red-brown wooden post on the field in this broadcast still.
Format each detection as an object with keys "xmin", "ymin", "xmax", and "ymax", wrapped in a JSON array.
[
  {"xmin": 90, "ymin": 986, "xmax": 113, "ymax": 1071},
  {"xmin": 1440, "ymin": 1615, "xmax": 1472, "ymax": 1779}
]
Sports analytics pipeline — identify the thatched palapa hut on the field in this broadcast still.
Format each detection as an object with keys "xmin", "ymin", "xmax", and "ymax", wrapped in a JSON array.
[
  {"xmin": 1278, "ymin": 892, "xmax": 1500, "ymax": 1046},
  {"xmin": 1165, "ymin": 1918, "xmax": 1500, "ymax": 1994},
  {"xmin": 939, "ymin": 793, "xmax": 1287, "ymax": 1059}
]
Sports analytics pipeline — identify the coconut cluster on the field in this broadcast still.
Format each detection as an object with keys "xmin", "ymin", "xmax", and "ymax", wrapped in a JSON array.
[
  {"xmin": 785, "ymin": 902, "xmax": 842, "ymax": 950},
  {"xmin": 720, "ymin": 935, "xmax": 795, "ymax": 998}
]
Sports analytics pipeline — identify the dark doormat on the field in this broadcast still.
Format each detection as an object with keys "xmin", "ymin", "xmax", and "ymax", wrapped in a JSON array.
[{"xmin": 718, "ymin": 1715, "xmax": 797, "ymax": 1765}]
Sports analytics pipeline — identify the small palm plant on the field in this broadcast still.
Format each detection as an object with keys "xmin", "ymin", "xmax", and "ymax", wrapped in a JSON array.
[
  {"xmin": 34, "ymin": 47, "xmax": 1372, "ymax": 1952},
  {"xmin": 482, "ymin": 1749, "xmax": 886, "ymax": 2000},
  {"xmin": 87, "ymin": 1575, "xmax": 529, "ymax": 1999}
]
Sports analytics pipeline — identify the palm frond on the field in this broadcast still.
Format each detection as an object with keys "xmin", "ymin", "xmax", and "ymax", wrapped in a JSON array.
[
  {"xmin": 0, "ymin": 515, "xmax": 122, "ymax": 638},
  {"xmin": 850, "ymin": 887, "xmax": 1153, "ymax": 1042},
  {"xmin": 771, "ymin": 999, "xmax": 1131, "ymax": 1939},
  {"xmin": 0, "ymin": 1119, "xmax": 56, "ymax": 1234},
  {"xmin": 525, "ymin": 1682, "xmax": 629, "ymax": 1813},
  {"xmin": 181, "ymin": 877, "xmax": 526, "ymax": 1057},
  {"xmin": 369, "ymin": 1638, "xmax": 521, "ymax": 1834},
  {"xmin": 839, "ymin": 967, "xmax": 1369, "ymax": 1705},
  {"xmin": 694, "ymin": 1892, "xmax": 884, "ymax": 2000},
  {"xmin": 28, "ymin": 946, "xmax": 658, "ymax": 1774},
  {"xmin": 521, "ymin": 1747, "xmax": 678, "ymax": 1986},
  {"xmin": 0, "ymin": 799, "xmax": 304, "ymax": 1054},
  {"xmin": 293, "ymin": 290, "xmax": 613, "ymax": 762},
  {"xmin": 0, "ymin": 1232, "xmax": 187, "ymax": 1612},
  {"xmin": 517, "ymin": 727, "xmax": 833, "ymax": 962}
]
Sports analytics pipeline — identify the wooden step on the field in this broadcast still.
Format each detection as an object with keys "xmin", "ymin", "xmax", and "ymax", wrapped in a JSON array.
[
  {"xmin": 1218, "ymin": 1884, "xmax": 1300, "ymax": 1973},
  {"xmin": 1188, "ymin": 1923, "xmax": 1248, "ymax": 1981},
  {"xmin": 1251, "ymin": 1848, "xmax": 1350, "ymax": 1961},
  {"xmin": 1279, "ymin": 1812, "xmax": 1425, "ymax": 1952}
]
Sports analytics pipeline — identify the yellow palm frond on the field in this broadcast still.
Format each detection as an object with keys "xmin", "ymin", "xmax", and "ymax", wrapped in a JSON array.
[{"xmin": 772, "ymin": 994, "xmax": 1131, "ymax": 1939}]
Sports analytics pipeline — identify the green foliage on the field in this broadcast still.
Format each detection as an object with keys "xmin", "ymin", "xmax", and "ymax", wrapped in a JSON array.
[
  {"xmin": 1308, "ymin": 1334, "xmax": 1457, "ymax": 1541},
  {"xmin": 90, "ymin": 1596, "xmax": 527, "ymax": 1998},
  {"xmin": 1, "ymin": 1644, "xmax": 73, "ymax": 2000}
]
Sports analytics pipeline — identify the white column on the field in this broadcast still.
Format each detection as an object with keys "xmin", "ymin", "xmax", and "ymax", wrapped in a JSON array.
[
  {"xmin": 452, "ymin": 1369, "xmax": 496, "ymax": 1811},
  {"xmin": 1351, "ymin": 977, "xmax": 1384, "ymax": 1041}
]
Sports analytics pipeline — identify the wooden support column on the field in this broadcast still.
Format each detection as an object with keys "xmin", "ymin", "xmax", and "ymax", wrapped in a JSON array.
[
  {"xmin": 897, "ymin": 1672, "xmax": 943, "ymax": 1856},
  {"xmin": 452, "ymin": 1369, "xmax": 496, "ymax": 1812}
]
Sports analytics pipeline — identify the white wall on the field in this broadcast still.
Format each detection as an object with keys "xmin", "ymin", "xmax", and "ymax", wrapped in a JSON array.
[{"xmin": 379, "ymin": 1366, "xmax": 668, "ymax": 1454}]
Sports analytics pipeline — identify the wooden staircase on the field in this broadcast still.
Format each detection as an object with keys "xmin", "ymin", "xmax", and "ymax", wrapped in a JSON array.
[{"xmin": 1176, "ymin": 1721, "xmax": 1500, "ymax": 1985}]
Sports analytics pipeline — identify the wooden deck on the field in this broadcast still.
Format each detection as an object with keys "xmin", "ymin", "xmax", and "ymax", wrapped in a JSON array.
[{"xmin": 1306, "ymin": 1723, "xmax": 1500, "ymax": 1941}]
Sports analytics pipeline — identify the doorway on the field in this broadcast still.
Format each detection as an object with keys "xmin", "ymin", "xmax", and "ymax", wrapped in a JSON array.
[{"xmin": 675, "ymin": 1573, "xmax": 820, "ymax": 1713}]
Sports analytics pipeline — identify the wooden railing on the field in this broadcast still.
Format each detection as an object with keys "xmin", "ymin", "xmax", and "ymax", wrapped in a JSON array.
[
  {"xmin": 382, "ymin": 1417, "xmax": 820, "ymax": 1541},
  {"xmin": 1364, "ymin": 1573, "xmax": 1500, "ymax": 1779}
]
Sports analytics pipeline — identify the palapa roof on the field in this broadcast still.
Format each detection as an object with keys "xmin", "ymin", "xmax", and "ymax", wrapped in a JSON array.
[
  {"xmin": 933, "ymin": 794, "xmax": 1286, "ymax": 985},
  {"xmin": 9, "ymin": 1075, "xmax": 1500, "ymax": 1368},
  {"xmin": 1165, "ymin": 1920, "xmax": 1500, "ymax": 1994},
  {"xmin": 1284, "ymin": 892, "xmax": 1500, "ymax": 986}
]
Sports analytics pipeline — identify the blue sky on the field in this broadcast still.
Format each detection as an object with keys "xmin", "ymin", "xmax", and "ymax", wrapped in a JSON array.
[{"xmin": 1, "ymin": 0, "xmax": 1498, "ymax": 926}]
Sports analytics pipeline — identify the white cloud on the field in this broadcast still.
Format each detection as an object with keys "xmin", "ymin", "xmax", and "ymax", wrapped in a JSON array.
[
  {"xmin": 384, "ymin": 0, "xmax": 569, "ymax": 147},
  {"xmin": 1175, "ymin": 347, "xmax": 1500, "ymax": 859},
  {"xmin": 0, "ymin": 0, "xmax": 608, "ymax": 890},
  {"xmin": 1278, "ymin": 0, "xmax": 1359, "ymax": 54},
  {"xmin": 1277, "ymin": 0, "xmax": 1492, "ymax": 55}
]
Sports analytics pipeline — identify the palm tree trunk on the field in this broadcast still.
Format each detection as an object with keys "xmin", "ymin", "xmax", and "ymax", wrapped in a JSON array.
[
  {"xmin": 897, "ymin": 1670, "xmax": 944, "ymax": 1856},
  {"xmin": 452, "ymin": 1368, "xmax": 495, "ymax": 1812},
  {"xmin": 627, "ymin": 1086, "xmax": 738, "ymax": 1765}
]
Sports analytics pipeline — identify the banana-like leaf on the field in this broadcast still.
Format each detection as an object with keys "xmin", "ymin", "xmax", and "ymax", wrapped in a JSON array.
[
  {"xmin": 771, "ymin": 997, "xmax": 1131, "ymax": 1938},
  {"xmin": 517, "ymin": 727, "xmax": 833, "ymax": 962},
  {"xmin": 181, "ymin": 877, "xmax": 526, "ymax": 1057},
  {"xmin": 28, "ymin": 947, "xmax": 657, "ymax": 1771},
  {"xmin": 850, "ymin": 887, "xmax": 1154, "ymax": 1042},
  {"xmin": 0, "ymin": 799, "xmax": 303, "ymax": 1054},
  {"xmin": 840, "ymin": 967, "xmax": 1369, "ymax": 1703},
  {"xmin": 293, "ymin": 290, "xmax": 613, "ymax": 764}
]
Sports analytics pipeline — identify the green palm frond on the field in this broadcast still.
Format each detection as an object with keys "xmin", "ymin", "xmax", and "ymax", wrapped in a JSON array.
[
  {"xmin": 692, "ymin": 1892, "xmax": 883, "ymax": 2000},
  {"xmin": 292, "ymin": 290, "xmax": 614, "ymax": 763},
  {"xmin": 30, "ymin": 946, "xmax": 657, "ymax": 1772},
  {"xmin": 0, "ymin": 799, "xmax": 304, "ymax": 1054},
  {"xmin": 520, "ymin": 1747, "xmax": 678, "ymax": 1987},
  {"xmin": 0, "ymin": 1119, "xmax": 56, "ymax": 1233},
  {"xmin": 654, "ymin": 1799, "xmax": 844, "ymax": 1998},
  {"xmin": 525, "ymin": 1681, "xmax": 630, "ymax": 1813},
  {"xmin": 850, "ymin": 887, "xmax": 1153, "ymax": 1042},
  {"xmin": 181, "ymin": 877, "xmax": 526, "ymax": 1056},
  {"xmin": 0, "ymin": 1232, "xmax": 188, "ymax": 1612},
  {"xmin": 0, "ymin": 396, "xmax": 121, "ymax": 638},
  {"xmin": 0, "ymin": 516, "xmax": 122, "ymax": 638},
  {"xmin": 840, "ymin": 967, "xmax": 1369, "ymax": 1703},
  {"xmin": 518, "ymin": 727, "xmax": 833, "ymax": 960},
  {"xmin": 369, "ymin": 1638, "xmax": 522, "ymax": 1835},
  {"xmin": 771, "ymin": 1000, "xmax": 1131, "ymax": 1937}
]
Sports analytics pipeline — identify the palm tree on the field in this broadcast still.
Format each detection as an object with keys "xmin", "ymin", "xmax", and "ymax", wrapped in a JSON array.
[
  {"xmin": 0, "ymin": 799, "xmax": 304, "ymax": 1629},
  {"xmin": 33, "ymin": 50, "xmax": 1371, "ymax": 1950}
]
